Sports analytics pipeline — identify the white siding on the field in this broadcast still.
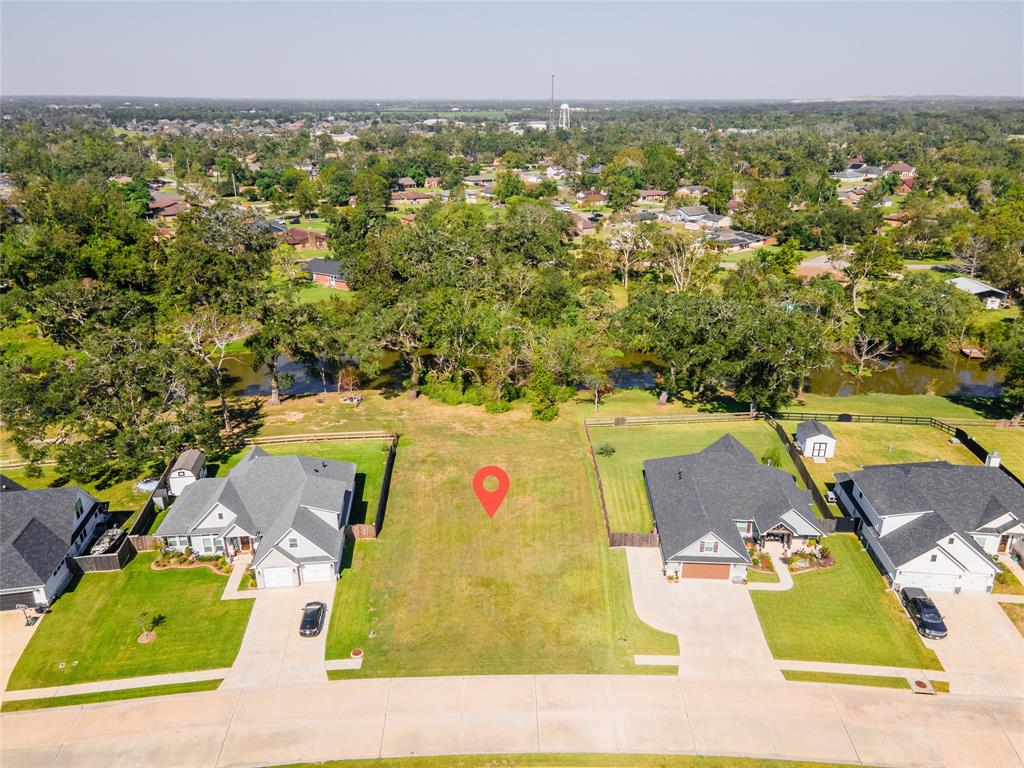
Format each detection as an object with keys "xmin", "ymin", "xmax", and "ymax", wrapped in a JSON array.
[
  {"xmin": 878, "ymin": 511, "xmax": 928, "ymax": 536},
  {"xmin": 168, "ymin": 471, "xmax": 196, "ymax": 496},
  {"xmin": 273, "ymin": 529, "xmax": 330, "ymax": 560},
  {"xmin": 672, "ymin": 532, "xmax": 743, "ymax": 561},
  {"xmin": 801, "ymin": 436, "xmax": 836, "ymax": 459},
  {"xmin": 194, "ymin": 503, "xmax": 235, "ymax": 530}
]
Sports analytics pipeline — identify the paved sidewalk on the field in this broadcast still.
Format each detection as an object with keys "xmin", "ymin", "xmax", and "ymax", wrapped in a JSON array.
[
  {"xmin": 746, "ymin": 550, "xmax": 793, "ymax": 592},
  {"xmin": 3, "ymin": 674, "xmax": 1022, "ymax": 768},
  {"xmin": 221, "ymin": 554, "xmax": 256, "ymax": 600},
  {"xmin": 999, "ymin": 553, "xmax": 1024, "ymax": 587},
  {"xmin": 2, "ymin": 668, "xmax": 227, "ymax": 702}
]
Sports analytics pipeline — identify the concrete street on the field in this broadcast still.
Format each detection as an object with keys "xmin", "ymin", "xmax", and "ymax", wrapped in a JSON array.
[{"xmin": 3, "ymin": 674, "xmax": 1023, "ymax": 768}]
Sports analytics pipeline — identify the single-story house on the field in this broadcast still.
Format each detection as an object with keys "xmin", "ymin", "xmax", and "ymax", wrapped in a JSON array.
[
  {"xmin": 397, "ymin": 176, "xmax": 417, "ymax": 190},
  {"xmin": 156, "ymin": 447, "xmax": 357, "ymax": 588},
  {"xmin": 147, "ymin": 195, "xmax": 189, "ymax": 220},
  {"xmin": 885, "ymin": 162, "xmax": 916, "ymax": 178},
  {"xmin": 303, "ymin": 258, "xmax": 350, "ymax": 290},
  {"xmin": 636, "ymin": 189, "xmax": 668, "ymax": 203},
  {"xmin": 677, "ymin": 184, "xmax": 708, "ymax": 198},
  {"xmin": 286, "ymin": 228, "xmax": 327, "ymax": 251},
  {"xmin": 946, "ymin": 277, "xmax": 1007, "ymax": 310},
  {"xmin": 894, "ymin": 177, "xmax": 915, "ymax": 195},
  {"xmin": 391, "ymin": 190, "xmax": 432, "ymax": 206},
  {"xmin": 577, "ymin": 189, "xmax": 608, "ymax": 205},
  {"xmin": 572, "ymin": 213, "xmax": 596, "ymax": 236},
  {"xmin": 834, "ymin": 461, "xmax": 1023, "ymax": 592},
  {"xmin": 795, "ymin": 420, "xmax": 836, "ymax": 461},
  {"xmin": 644, "ymin": 435, "xmax": 824, "ymax": 581},
  {"xmin": 463, "ymin": 173, "xmax": 496, "ymax": 186},
  {"xmin": 1, "ymin": 476, "xmax": 106, "ymax": 609},
  {"xmin": 424, "ymin": 177, "xmax": 441, "ymax": 188},
  {"xmin": 168, "ymin": 449, "xmax": 208, "ymax": 497},
  {"xmin": 709, "ymin": 229, "xmax": 766, "ymax": 252}
]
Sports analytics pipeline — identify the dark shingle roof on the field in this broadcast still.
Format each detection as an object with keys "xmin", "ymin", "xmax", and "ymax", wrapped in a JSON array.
[
  {"xmin": 1, "ymin": 486, "xmax": 100, "ymax": 590},
  {"xmin": 171, "ymin": 448, "xmax": 206, "ymax": 475},
  {"xmin": 303, "ymin": 258, "xmax": 346, "ymax": 279},
  {"xmin": 644, "ymin": 434, "xmax": 820, "ymax": 565},
  {"xmin": 796, "ymin": 420, "xmax": 835, "ymax": 443}
]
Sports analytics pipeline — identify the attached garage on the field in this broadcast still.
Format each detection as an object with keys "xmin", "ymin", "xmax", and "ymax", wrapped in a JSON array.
[
  {"xmin": 301, "ymin": 562, "xmax": 335, "ymax": 583},
  {"xmin": 261, "ymin": 566, "xmax": 298, "ymax": 589},
  {"xmin": 0, "ymin": 589, "xmax": 40, "ymax": 611},
  {"xmin": 894, "ymin": 571, "xmax": 958, "ymax": 593},
  {"xmin": 682, "ymin": 562, "xmax": 731, "ymax": 580},
  {"xmin": 956, "ymin": 572, "xmax": 993, "ymax": 592}
]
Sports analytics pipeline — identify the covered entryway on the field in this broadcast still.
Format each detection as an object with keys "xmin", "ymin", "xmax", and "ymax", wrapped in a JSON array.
[
  {"xmin": 261, "ymin": 566, "xmax": 298, "ymax": 589},
  {"xmin": 300, "ymin": 562, "xmax": 335, "ymax": 583},
  {"xmin": 682, "ymin": 562, "xmax": 731, "ymax": 579}
]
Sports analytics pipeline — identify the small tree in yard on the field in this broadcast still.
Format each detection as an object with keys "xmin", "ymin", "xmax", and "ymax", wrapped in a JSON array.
[
  {"xmin": 596, "ymin": 442, "xmax": 616, "ymax": 457},
  {"xmin": 337, "ymin": 364, "xmax": 361, "ymax": 394}
]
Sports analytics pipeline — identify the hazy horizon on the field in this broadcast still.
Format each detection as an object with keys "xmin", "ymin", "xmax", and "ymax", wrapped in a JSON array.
[{"xmin": 3, "ymin": 1, "xmax": 1022, "ymax": 100}]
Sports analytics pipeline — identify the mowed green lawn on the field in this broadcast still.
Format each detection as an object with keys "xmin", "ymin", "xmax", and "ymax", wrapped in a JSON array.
[
  {"xmin": 750, "ymin": 535, "xmax": 941, "ymax": 670},
  {"xmin": 264, "ymin": 396, "xmax": 683, "ymax": 676},
  {"xmin": 591, "ymin": 421, "xmax": 800, "ymax": 532},
  {"xmin": 7, "ymin": 553, "xmax": 252, "ymax": 690},
  {"xmin": 779, "ymin": 422, "xmax": 981, "ymax": 513},
  {"xmin": 959, "ymin": 426, "xmax": 1024, "ymax": 478},
  {"xmin": 220, "ymin": 440, "xmax": 389, "ymax": 526}
]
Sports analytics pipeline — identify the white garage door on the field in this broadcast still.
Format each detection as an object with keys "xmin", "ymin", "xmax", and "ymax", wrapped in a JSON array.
[
  {"xmin": 956, "ymin": 572, "xmax": 992, "ymax": 592},
  {"xmin": 301, "ymin": 562, "xmax": 335, "ymax": 583},
  {"xmin": 262, "ymin": 566, "xmax": 297, "ymax": 588},
  {"xmin": 897, "ymin": 571, "xmax": 957, "ymax": 593}
]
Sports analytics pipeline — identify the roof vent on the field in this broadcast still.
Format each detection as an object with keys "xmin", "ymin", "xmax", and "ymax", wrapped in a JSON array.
[{"xmin": 985, "ymin": 451, "xmax": 1001, "ymax": 468}]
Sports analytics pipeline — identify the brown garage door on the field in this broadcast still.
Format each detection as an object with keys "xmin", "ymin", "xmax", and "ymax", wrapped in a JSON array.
[{"xmin": 683, "ymin": 562, "xmax": 731, "ymax": 579}]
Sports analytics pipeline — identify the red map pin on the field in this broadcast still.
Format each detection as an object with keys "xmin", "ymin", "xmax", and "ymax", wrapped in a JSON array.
[{"xmin": 472, "ymin": 466, "xmax": 510, "ymax": 519}]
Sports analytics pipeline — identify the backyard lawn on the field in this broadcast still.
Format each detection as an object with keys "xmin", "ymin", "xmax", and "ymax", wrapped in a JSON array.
[
  {"xmin": 6, "ymin": 553, "xmax": 252, "ymax": 690},
  {"xmin": 248, "ymin": 393, "xmax": 678, "ymax": 677},
  {"xmin": 750, "ymin": 535, "xmax": 942, "ymax": 670},
  {"xmin": 296, "ymin": 280, "xmax": 355, "ymax": 305},
  {"xmin": 590, "ymin": 421, "xmax": 800, "ymax": 532},
  {"xmin": 959, "ymin": 426, "xmax": 1024, "ymax": 478},
  {"xmin": 778, "ymin": 421, "xmax": 982, "ymax": 513}
]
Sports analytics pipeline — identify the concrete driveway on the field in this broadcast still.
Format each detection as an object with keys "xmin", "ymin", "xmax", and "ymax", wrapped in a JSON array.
[
  {"xmin": 0, "ymin": 610, "xmax": 41, "ymax": 692},
  {"xmin": 925, "ymin": 592, "xmax": 1024, "ymax": 699},
  {"xmin": 221, "ymin": 580, "xmax": 335, "ymax": 690},
  {"xmin": 626, "ymin": 548, "xmax": 780, "ymax": 681}
]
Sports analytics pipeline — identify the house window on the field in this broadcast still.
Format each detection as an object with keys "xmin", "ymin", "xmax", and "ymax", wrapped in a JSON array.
[
  {"xmin": 74, "ymin": 499, "xmax": 83, "ymax": 519},
  {"xmin": 699, "ymin": 540, "xmax": 718, "ymax": 553},
  {"xmin": 217, "ymin": 512, "xmax": 224, "ymax": 520},
  {"xmin": 947, "ymin": 537, "xmax": 954, "ymax": 544},
  {"xmin": 288, "ymin": 538, "xmax": 299, "ymax": 549},
  {"xmin": 930, "ymin": 554, "xmax": 938, "ymax": 562}
]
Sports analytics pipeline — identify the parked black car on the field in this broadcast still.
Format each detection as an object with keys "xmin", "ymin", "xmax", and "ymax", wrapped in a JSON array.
[
  {"xmin": 299, "ymin": 601, "xmax": 327, "ymax": 637},
  {"xmin": 899, "ymin": 587, "xmax": 948, "ymax": 639}
]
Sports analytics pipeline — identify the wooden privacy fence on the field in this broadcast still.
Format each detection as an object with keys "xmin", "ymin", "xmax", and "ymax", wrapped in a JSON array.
[
  {"xmin": 71, "ymin": 532, "xmax": 135, "ymax": 573},
  {"xmin": 763, "ymin": 414, "xmax": 835, "ymax": 520},
  {"xmin": 348, "ymin": 524, "xmax": 377, "ymax": 540}
]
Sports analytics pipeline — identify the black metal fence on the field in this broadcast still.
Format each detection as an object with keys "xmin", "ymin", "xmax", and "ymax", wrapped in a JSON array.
[{"xmin": 373, "ymin": 436, "xmax": 399, "ymax": 534}]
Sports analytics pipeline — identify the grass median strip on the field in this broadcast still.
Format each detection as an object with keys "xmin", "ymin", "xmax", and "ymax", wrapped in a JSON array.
[
  {"xmin": 781, "ymin": 670, "xmax": 911, "ymax": 689},
  {"xmin": 1, "ymin": 679, "xmax": 222, "ymax": 712},
  {"xmin": 272, "ymin": 754, "xmax": 862, "ymax": 768}
]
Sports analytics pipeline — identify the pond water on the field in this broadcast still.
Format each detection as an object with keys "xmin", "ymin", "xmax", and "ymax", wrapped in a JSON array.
[{"xmin": 225, "ymin": 349, "xmax": 1002, "ymax": 399}]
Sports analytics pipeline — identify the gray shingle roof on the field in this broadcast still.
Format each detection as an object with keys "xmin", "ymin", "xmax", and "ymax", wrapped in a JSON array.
[
  {"xmin": 303, "ymin": 258, "xmax": 346, "ymax": 280},
  {"xmin": 1, "ymin": 486, "xmax": 101, "ymax": 591},
  {"xmin": 796, "ymin": 420, "xmax": 835, "ymax": 443},
  {"xmin": 171, "ymin": 448, "xmax": 205, "ymax": 474},
  {"xmin": 838, "ymin": 462, "xmax": 1023, "ymax": 568},
  {"xmin": 644, "ymin": 434, "xmax": 820, "ymax": 565},
  {"xmin": 156, "ymin": 447, "xmax": 356, "ymax": 568}
]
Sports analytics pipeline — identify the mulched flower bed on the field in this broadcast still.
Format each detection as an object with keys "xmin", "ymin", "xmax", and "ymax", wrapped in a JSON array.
[{"xmin": 151, "ymin": 560, "xmax": 232, "ymax": 576}]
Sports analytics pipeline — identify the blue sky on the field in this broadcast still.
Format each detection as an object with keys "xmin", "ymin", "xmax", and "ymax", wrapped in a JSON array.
[{"xmin": 3, "ymin": 2, "xmax": 1021, "ymax": 99}]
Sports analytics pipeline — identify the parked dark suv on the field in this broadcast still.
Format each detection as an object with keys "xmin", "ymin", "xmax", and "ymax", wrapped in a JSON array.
[
  {"xmin": 299, "ymin": 601, "xmax": 327, "ymax": 637},
  {"xmin": 899, "ymin": 587, "xmax": 948, "ymax": 639}
]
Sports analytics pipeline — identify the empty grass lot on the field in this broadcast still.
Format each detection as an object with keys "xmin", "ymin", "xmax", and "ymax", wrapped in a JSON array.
[
  {"xmin": 778, "ymin": 421, "xmax": 982, "ymax": 511},
  {"xmin": 591, "ymin": 421, "xmax": 801, "ymax": 532},
  {"xmin": 750, "ymin": 535, "xmax": 941, "ymax": 670},
  {"xmin": 248, "ymin": 393, "xmax": 678, "ymax": 677},
  {"xmin": 959, "ymin": 426, "xmax": 1024, "ymax": 478},
  {"xmin": 6, "ymin": 553, "xmax": 252, "ymax": 690}
]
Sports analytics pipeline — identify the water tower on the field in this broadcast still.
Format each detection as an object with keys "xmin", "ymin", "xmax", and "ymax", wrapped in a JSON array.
[{"xmin": 558, "ymin": 103, "xmax": 571, "ymax": 130}]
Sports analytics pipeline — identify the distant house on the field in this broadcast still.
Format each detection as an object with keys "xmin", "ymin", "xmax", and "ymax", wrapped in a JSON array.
[
  {"xmin": 644, "ymin": 435, "xmax": 824, "ymax": 580},
  {"xmin": 885, "ymin": 162, "xmax": 917, "ymax": 178},
  {"xmin": 677, "ymin": 184, "xmax": 709, "ymax": 199},
  {"xmin": 286, "ymin": 228, "xmax": 327, "ymax": 251},
  {"xmin": 572, "ymin": 213, "xmax": 596, "ymax": 236},
  {"xmin": 636, "ymin": 189, "xmax": 668, "ymax": 203},
  {"xmin": 632, "ymin": 210, "xmax": 658, "ymax": 223},
  {"xmin": 832, "ymin": 170, "xmax": 865, "ymax": 181},
  {"xmin": 147, "ymin": 195, "xmax": 189, "ymax": 220},
  {"xmin": 156, "ymin": 447, "xmax": 357, "ymax": 588},
  {"xmin": 391, "ymin": 190, "xmax": 431, "ymax": 206},
  {"xmin": 303, "ymin": 258, "xmax": 350, "ymax": 290},
  {"xmin": 463, "ymin": 173, "xmax": 496, "ymax": 186},
  {"xmin": 709, "ymin": 229, "xmax": 766, "ymax": 252},
  {"xmin": 577, "ymin": 189, "xmax": 608, "ymax": 206},
  {"xmin": 1, "ymin": 477, "xmax": 106, "ymax": 610},
  {"xmin": 397, "ymin": 176, "xmax": 417, "ymax": 190},
  {"xmin": 894, "ymin": 177, "xmax": 915, "ymax": 195},
  {"xmin": 834, "ymin": 462, "xmax": 1022, "ymax": 592},
  {"xmin": 423, "ymin": 177, "xmax": 441, "ymax": 188},
  {"xmin": 399, "ymin": 213, "xmax": 417, "ymax": 226},
  {"xmin": 795, "ymin": 420, "xmax": 836, "ymax": 461},
  {"xmin": 946, "ymin": 277, "xmax": 1007, "ymax": 310},
  {"xmin": 168, "ymin": 449, "xmax": 208, "ymax": 497}
]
